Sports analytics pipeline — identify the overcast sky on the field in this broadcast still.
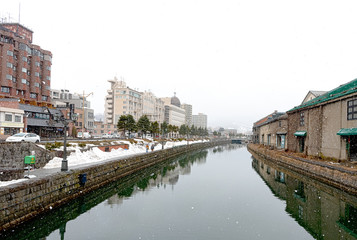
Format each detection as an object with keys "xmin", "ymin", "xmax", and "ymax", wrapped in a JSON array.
[{"xmin": 2, "ymin": 0, "xmax": 357, "ymax": 131}]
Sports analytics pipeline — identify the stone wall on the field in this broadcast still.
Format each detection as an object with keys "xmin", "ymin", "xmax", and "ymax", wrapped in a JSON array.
[
  {"xmin": 0, "ymin": 142, "xmax": 54, "ymax": 181},
  {"xmin": 0, "ymin": 140, "xmax": 229, "ymax": 231},
  {"xmin": 248, "ymin": 144, "xmax": 357, "ymax": 195}
]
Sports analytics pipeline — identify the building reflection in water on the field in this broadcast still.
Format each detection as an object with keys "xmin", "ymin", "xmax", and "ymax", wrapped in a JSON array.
[{"xmin": 252, "ymin": 155, "xmax": 357, "ymax": 240}]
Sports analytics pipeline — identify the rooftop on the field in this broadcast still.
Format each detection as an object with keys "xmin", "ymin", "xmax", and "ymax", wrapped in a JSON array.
[{"xmin": 289, "ymin": 78, "xmax": 357, "ymax": 112}]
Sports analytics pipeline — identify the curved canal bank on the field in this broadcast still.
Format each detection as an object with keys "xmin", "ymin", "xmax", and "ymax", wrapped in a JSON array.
[
  {"xmin": 0, "ymin": 140, "xmax": 229, "ymax": 232},
  {"xmin": 248, "ymin": 144, "xmax": 357, "ymax": 195}
]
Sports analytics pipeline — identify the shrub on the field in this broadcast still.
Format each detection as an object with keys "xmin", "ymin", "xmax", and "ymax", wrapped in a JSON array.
[{"xmin": 78, "ymin": 142, "xmax": 86, "ymax": 148}]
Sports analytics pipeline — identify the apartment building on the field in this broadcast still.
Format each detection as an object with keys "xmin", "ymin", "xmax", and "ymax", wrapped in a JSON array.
[
  {"xmin": 142, "ymin": 91, "xmax": 165, "ymax": 124},
  {"xmin": 181, "ymin": 103, "xmax": 192, "ymax": 127},
  {"xmin": 192, "ymin": 113, "xmax": 208, "ymax": 129},
  {"xmin": 104, "ymin": 77, "xmax": 142, "ymax": 124},
  {"xmin": 0, "ymin": 23, "xmax": 52, "ymax": 106}
]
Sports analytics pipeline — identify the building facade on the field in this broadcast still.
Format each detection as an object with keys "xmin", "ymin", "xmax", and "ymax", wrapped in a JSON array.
[
  {"xmin": 0, "ymin": 23, "xmax": 52, "ymax": 106},
  {"xmin": 104, "ymin": 77, "xmax": 142, "ymax": 124},
  {"xmin": 142, "ymin": 91, "xmax": 165, "ymax": 124},
  {"xmin": 192, "ymin": 113, "xmax": 207, "ymax": 129},
  {"xmin": 287, "ymin": 78, "xmax": 357, "ymax": 160},
  {"xmin": 252, "ymin": 110, "xmax": 287, "ymax": 148},
  {"xmin": 258, "ymin": 113, "xmax": 288, "ymax": 149},
  {"xmin": 161, "ymin": 95, "xmax": 186, "ymax": 127},
  {"xmin": 93, "ymin": 121, "xmax": 118, "ymax": 136},
  {"xmin": 0, "ymin": 98, "xmax": 24, "ymax": 136},
  {"xmin": 181, "ymin": 103, "xmax": 192, "ymax": 127},
  {"xmin": 51, "ymin": 89, "xmax": 94, "ymax": 134}
]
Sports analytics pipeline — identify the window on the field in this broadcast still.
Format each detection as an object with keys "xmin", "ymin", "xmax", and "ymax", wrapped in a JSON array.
[
  {"xmin": 347, "ymin": 99, "xmax": 357, "ymax": 120},
  {"xmin": 35, "ymin": 62, "xmax": 40, "ymax": 67},
  {"xmin": 30, "ymin": 93, "xmax": 37, "ymax": 99},
  {"xmin": 42, "ymin": 95, "xmax": 48, "ymax": 101},
  {"xmin": 22, "ymin": 56, "xmax": 27, "ymax": 62},
  {"xmin": 6, "ymin": 75, "xmax": 12, "ymax": 80},
  {"xmin": 300, "ymin": 112, "xmax": 305, "ymax": 126},
  {"xmin": 35, "ymin": 72, "xmax": 40, "ymax": 77},
  {"xmin": 7, "ymin": 50, "xmax": 13, "ymax": 56},
  {"xmin": 21, "ymin": 79, "xmax": 27, "ymax": 84},
  {"xmin": 44, "ymin": 55, "xmax": 52, "ymax": 62},
  {"xmin": 6, "ymin": 62, "xmax": 13, "ymax": 68},
  {"xmin": 46, "ymin": 66, "xmax": 51, "ymax": 71},
  {"xmin": 46, "ymin": 76, "xmax": 51, "ymax": 80},
  {"xmin": 5, "ymin": 114, "xmax": 12, "ymax": 121},
  {"xmin": 22, "ymin": 67, "xmax": 27, "ymax": 73},
  {"xmin": 1, "ymin": 87, "xmax": 10, "ymax": 93},
  {"xmin": 15, "ymin": 115, "xmax": 22, "ymax": 122}
]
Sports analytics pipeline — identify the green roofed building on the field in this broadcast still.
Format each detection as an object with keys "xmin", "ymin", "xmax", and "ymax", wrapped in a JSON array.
[{"xmin": 286, "ymin": 78, "xmax": 357, "ymax": 160}]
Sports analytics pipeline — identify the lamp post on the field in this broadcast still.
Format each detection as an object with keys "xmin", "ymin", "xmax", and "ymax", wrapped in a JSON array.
[
  {"xmin": 46, "ymin": 108, "xmax": 73, "ymax": 172},
  {"xmin": 61, "ymin": 119, "xmax": 69, "ymax": 171}
]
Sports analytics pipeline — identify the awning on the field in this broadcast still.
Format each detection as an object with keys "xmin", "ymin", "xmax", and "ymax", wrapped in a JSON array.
[
  {"xmin": 337, "ymin": 128, "xmax": 357, "ymax": 136},
  {"xmin": 294, "ymin": 131, "xmax": 307, "ymax": 137}
]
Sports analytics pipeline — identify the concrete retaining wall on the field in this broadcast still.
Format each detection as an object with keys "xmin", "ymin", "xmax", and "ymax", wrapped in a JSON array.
[
  {"xmin": 248, "ymin": 144, "xmax": 357, "ymax": 195},
  {"xmin": 0, "ymin": 140, "xmax": 229, "ymax": 231}
]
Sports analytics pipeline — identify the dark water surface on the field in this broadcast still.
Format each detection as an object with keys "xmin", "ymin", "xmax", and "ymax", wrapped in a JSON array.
[{"xmin": 2, "ymin": 145, "xmax": 356, "ymax": 239}]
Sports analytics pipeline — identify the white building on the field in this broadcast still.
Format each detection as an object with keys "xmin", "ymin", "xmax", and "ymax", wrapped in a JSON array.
[
  {"xmin": 161, "ymin": 94, "xmax": 186, "ymax": 127},
  {"xmin": 0, "ymin": 107, "xmax": 24, "ymax": 135},
  {"xmin": 192, "ymin": 113, "xmax": 207, "ymax": 129},
  {"xmin": 181, "ymin": 103, "xmax": 192, "ymax": 127},
  {"xmin": 104, "ymin": 77, "xmax": 142, "ymax": 124},
  {"xmin": 142, "ymin": 91, "xmax": 165, "ymax": 124}
]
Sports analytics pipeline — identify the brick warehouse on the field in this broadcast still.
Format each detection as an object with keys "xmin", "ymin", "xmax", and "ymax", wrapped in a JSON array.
[{"xmin": 0, "ymin": 22, "xmax": 52, "ymax": 107}]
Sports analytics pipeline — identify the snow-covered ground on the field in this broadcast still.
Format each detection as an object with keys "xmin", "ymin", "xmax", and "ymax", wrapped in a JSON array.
[{"xmin": 0, "ymin": 139, "xmax": 208, "ymax": 187}]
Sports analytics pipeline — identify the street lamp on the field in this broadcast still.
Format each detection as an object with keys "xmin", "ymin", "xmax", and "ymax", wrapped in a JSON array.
[
  {"xmin": 52, "ymin": 112, "xmax": 70, "ymax": 171},
  {"xmin": 46, "ymin": 108, "xmax": 74, "ymax": 172}
]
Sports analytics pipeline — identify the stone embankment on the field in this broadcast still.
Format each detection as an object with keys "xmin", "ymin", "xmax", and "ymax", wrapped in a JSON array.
[
  {"xmin": 0, "ymin": 140, "xmax": 229, "ymax": 231},
  {"xmin": 248, "ymin": 143, "xmax": 357, "ymax": 195}
]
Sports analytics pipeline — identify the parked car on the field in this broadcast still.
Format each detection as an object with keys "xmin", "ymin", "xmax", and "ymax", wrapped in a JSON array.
[
  {"xmin": 6, "ymin": 133, "xmax": 41, "ymax": 143},
  {"xmin": 102, "ymin": 134, "xmax": 111, "ymax": 138},
  {"xmin": 77, "ymin": 132, "xmax": 91, "ymax": 139}
]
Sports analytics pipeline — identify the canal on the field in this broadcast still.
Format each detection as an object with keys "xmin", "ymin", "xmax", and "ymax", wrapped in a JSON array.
[{"xmin": 1, "ymin": 144, "xmax": 357, "ymax": 239}]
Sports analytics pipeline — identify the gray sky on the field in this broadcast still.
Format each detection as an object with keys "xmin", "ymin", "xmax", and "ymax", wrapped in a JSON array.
[{"xmin": 2, "ymin": 0, "xmax": 357, "ymax": 131}]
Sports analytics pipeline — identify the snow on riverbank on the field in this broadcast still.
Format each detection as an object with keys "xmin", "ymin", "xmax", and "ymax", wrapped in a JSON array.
[
  {"xmin": 0, "ymin": 139, "xmax": 208, "ymax": 187},
  {"xmin": 44, "ymin": 139, "xmax": 207, "ymax": 169}
]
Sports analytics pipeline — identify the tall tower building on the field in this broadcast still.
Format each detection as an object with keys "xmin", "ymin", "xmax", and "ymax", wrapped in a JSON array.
[
  {"xmin": 0, "ymin": 23, "xmax": 52, "ymax": 106},
  {"xmin": 181, "ymin": 103, "xmax": 192, "ymax": 127}
]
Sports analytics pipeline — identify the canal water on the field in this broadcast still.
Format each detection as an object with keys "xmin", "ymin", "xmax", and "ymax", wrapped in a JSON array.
[{"xmin": 2, "ymin": 144, "xmax": 357, "ymax": 240}]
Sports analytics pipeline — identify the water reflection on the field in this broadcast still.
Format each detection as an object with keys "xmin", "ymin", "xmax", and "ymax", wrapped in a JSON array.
[
  {"xmin": 0, "ymin": 150, "xmax": 209, "ymax": 240},
  {"xmin": 252, "ymin": 155, "xmax": 357, "ymax": 240}
]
